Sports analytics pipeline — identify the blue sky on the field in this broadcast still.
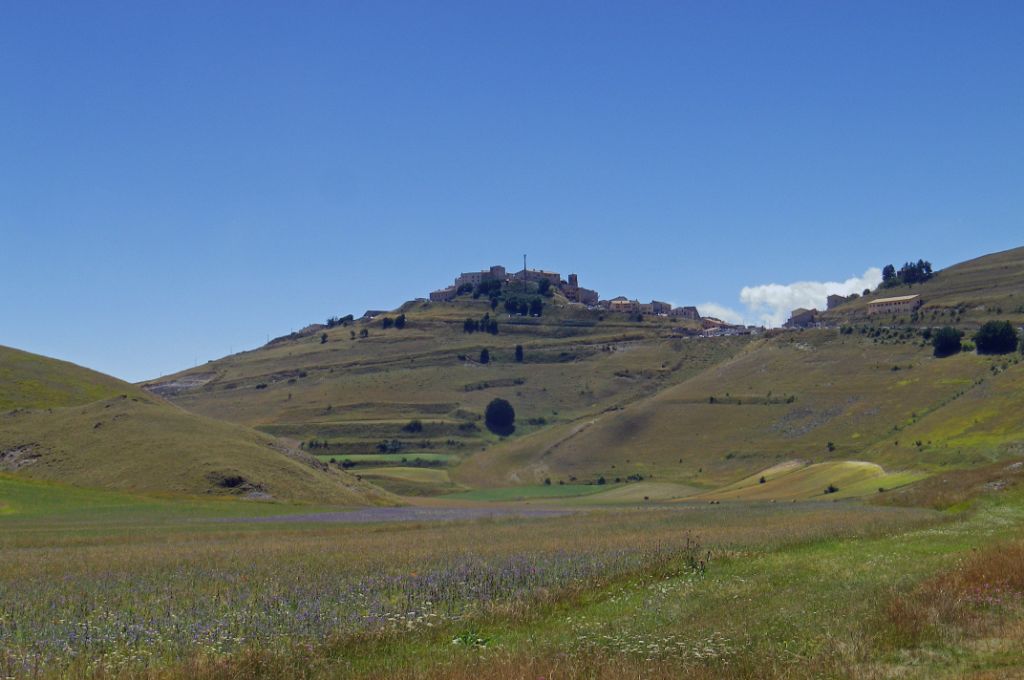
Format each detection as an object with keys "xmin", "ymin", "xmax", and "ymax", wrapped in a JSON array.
[{"xmin": 2, "ymin": 1, "xmax": 1022, "ymax": 382}]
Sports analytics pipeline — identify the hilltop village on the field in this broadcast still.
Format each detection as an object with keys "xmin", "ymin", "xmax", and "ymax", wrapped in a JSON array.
[{"xmin": 429, "ymin": 264, "xmax": 708, "ymax": 322}]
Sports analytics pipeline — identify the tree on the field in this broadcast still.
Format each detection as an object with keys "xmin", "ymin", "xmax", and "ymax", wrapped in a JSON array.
[
  {"xmin": 487, "ymin": 320, "xmax": 499, "ymax": 335},
  {"xmin": 359, "ymin": 328, "xmax": 369, "ymax": 338},
  {"xmin": 882, "ymin": 264, "xmax": 896, "ymax": 284},
  {"xmin": 537, "ymin": 278, "xmax": 552, "ymax": 296},
  {"xmin": 932, "ymin": 326, "xmax": 963, "ymax": 357},
  {"xmin": 394, "ymin": 314, "xmax": 406, "ymax": 329},
  {"xmin": 463, "ymin": 318, "xmax": 479, "ymax": 334},
  {"xmin": 320, "ymin": 332, "xmax": 328, "ymax": 344},
  {"xmin": 381, "ymin": 317, "xmax": 394, "ymax": 329},
  {"xmin": 514, "ymin": 344, "xmax": 524, "ymax": 362},
  {"xmin": 529, "ymin": 298, "xmax": 543, "ymax": 316},
  {"xmin": 974, "ymin": 320, "xmax": 1019, "ymax": 355},
  {"xmin": 479, "ymin": 348, "xmax": 490, "ymax": 364},
  {"xmin": 484, "ymin": 398, "xmax": 515, "ymax": 435}
]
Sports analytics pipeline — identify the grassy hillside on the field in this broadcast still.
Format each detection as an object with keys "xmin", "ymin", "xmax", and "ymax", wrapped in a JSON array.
[
  {"xmin": 149, "ymin": 248, "xmax": 1024, "ymax": 498},
  {"xmin": 0, "ymin": 347, "xmax": 391, "ymax": 504},
  {"xmin": 0, "ymin": 345, "xmax": 128, "ymax": 410},
  {"xmin": 458, "ymin": 328, "xmax": 1024, "ymax": 488},
  {"xmin": 148, "ymin": 298, "xmax": 744, "ymax": 486},
  {"xmin": 824, "ymin": 245, "xmax": 1024, "ymax": 327}
]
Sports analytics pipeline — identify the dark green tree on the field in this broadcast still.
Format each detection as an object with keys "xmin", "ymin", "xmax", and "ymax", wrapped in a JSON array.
[
  {"xmin": 484, "ymin": 398, "xmax": 515, "ymax": 435},
  {"xmin": 394, "ymin": 314, "xmax": 406, "ymax": 329},
  {"xmin": 537, "ymin": 278, "xmax": 552, "ymax": 296},
  {"xmin": 882, "ymin": 264, "xmax": 896, "ymax": 284},
  {"xmin": 381, "ymin": 317, "xmax": 394, "ymax": 329},
  {"xmin": 974, "ymin": 320, "xmax": 1019, "ymax": 354},
  {"xmin": 514, "ymin": 344, "xmax": 524, "ymax": 362},
  {"xmin": 320, "ymin": 332, "xmax": 328, "ymax": 344},
  {"xmin": 932, "ymin": 326, "xmax": 963, "ymax": 357},
  {"xmin": 529, "ymin": 298, "xmax": 543, "ymax": 316},
  {"xmin": 479, "ymin": 348, "xmax": 490, "ymax": 364}
]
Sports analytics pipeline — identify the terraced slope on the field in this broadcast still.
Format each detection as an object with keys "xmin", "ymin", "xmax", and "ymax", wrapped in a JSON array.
[
  {"xmin": 148, "ymin": 298, "xmax": 741, "ymax": 486},
  {"xmin": 0, "ymin": 347, "xmax": 390, "ymax": 504}
]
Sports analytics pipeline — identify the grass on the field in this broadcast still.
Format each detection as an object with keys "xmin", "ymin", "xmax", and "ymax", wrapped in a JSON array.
[
  {"xmin": 0, "ymin": 347, "xmax": 390, "ymax": 504},
  {"xmin": 693, "ymin": 460, "xmax": 926, "ymax": 501},
  {"xmin": 0, "ymin": 394, "xmax": 388, "ymax": 504},
  {"xmin": 0, "ymin": 345, "xmax": 129, "ymax": 410},
  {"xmin": 0, "ymin": 482, "xmax": 956, "ymax": 678},
  {"xmin": 443, "ymin": 483, "xmax": 609, "ymax": 501}
]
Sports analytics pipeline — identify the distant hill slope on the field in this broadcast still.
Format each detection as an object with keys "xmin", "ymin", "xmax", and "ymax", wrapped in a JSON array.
[
  {"xmin": 0, "ymin": 347, "xmax": 391, "ymax": 504},
  {"xmin": 0, "ymin": 346, "xmax": 128, "ymax": 410},
  {"xmin": 456, "ymin": 328, "xmax": 1024, "ymax": 488},
  {"xmin": 824, "ymin": 245, "xmax": 1024, "ymax": 326},
  {"xmin": 148, "ymin": 247, "xmax": 1024, "ymax": 496},
  {"xmin": 146, "ymin": 299, "xmax": 735, "ymax": 476}
]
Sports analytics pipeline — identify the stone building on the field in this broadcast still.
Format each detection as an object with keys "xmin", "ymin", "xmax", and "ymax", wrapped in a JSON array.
[
  {"xmin": 867, "ymin": 294, "xmax": 921, "ymax": 316},
  {"xmin": 455, "ymin": 265, "xmax": 507, "ymax": 288},
  {"xmin": 669, "ymin": 306, "xmax": 700, "ymax": 320}
]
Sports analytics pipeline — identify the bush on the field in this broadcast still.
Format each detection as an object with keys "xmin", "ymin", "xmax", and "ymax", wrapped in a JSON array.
[
  {"xmin": 479, "ymin": 348, "xmax": 490, "ymax": 364},
  {"xmin": 974, "ymin": 320, "xmax": 1019, "ymax": 355},
  {"xmin": 484, "ymin": 398, "xmax": 515, "ymax": 435},
  {"xmin": 394, "ymin": 314, "xmax": 406, "ymax": 329},
  {"xmin": 514, "ymin": 345, "xmax": 524, "ymax": 362},
  {"xmin": 381, "ymin": 317, "xmax": 394, "ymax": 329},
  {"xmin": 402, "ymin": 419, "xmax": 423, "ymax": 433},
  {"xmin": 932, "ymin": 326, "xmax": 963, "ymax": 357}
]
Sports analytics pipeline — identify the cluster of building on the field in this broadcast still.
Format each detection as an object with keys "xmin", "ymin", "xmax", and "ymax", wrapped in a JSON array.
[
  {"xmin": 430, "ymin": 264, "xmax": 702, "ymax": 319},
  {"xmin": 430, "ymin": 265, "xmax": 592, "ymax": 303},
  {"xmin": 785, "ymin": 293, "xmax": 923, "ymax": 328}
]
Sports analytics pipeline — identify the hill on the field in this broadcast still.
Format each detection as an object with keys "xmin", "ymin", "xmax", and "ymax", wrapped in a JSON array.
[
  {"xmin": 149, "ymin": 248, "xmax": 1024, "ymax": 499},
  {"xmin": 459, "ymin": 328, "xmax": 1024, "ymax": 489},
  {"xmin": 0, "ymin": 346, "xmax": 128, "ymax": 410},
  {"xmin": 146, "ymin": 297, "xmax": 741, "ymax": 494},
  {"xmin": 823, "ymin": 245, "xmax": 1024, "ymax": 327},
  {"xmin": 0, "ymin": 346, "xmax": 391, "ymax": 504}
]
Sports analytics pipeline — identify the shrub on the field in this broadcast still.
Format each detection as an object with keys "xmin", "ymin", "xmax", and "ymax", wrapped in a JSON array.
[
  {"xmin": 320, "ymin": 333, "xmax": 328, "ymax": 344},
  {"xmin": 479, "ymin": 348, "xmax": 490, "ymax": 364},
  {"xmin": 394, "ymin": 314, "xmax": 406, "ymax": 329},
  {"xmin": 402, "ymin": 419, "xmax": 423, "ymax": 433},
  {"xmin": 484, "ymin": 398, "xmax": 515, "ymax": 435},
  {"xmin": 515, "ymin": 345, "xmax": 524, "ymax": 362},
  {"xmin": 974, "ymin": 320, "xmax": 1019, "ymax": 355},
  {"xmin": 825, "ymin": 484, "xmax": 839, "ymax": 494},
  {"xmin": 381, "ymin": 317, "xmax": 394, "ymax": 329},
  {"xmin": 932, "ymin": 326, "xmax": 963, "ymax": 357}
]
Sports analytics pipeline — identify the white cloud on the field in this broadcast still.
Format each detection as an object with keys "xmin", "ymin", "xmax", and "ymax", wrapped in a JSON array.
[
  {"xmin": 701, "ymin": 268, "xmax": 882, "ymax": 328},
  {"xmin": 696, "ymin": 302, "xmax": 745, "ymax": 325}
]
